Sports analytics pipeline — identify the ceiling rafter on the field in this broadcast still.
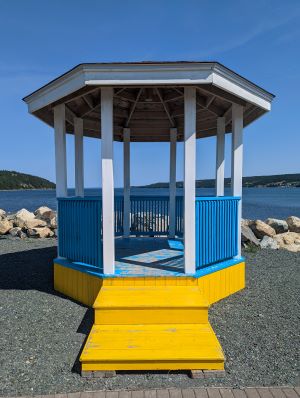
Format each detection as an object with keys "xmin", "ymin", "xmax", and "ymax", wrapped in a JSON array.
[
  {"xmin": 125, "ymin": 88, "xmax": 143, "ymax": 127},
  {"xmin": 155, "ymin": 88, "xmax": 175, "ymax": 127}
]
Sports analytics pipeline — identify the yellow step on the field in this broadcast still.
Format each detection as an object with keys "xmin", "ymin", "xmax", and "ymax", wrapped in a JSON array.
[
  {"xmin": 80, "ymin": 323, "xmax": 224, "ymax": 371},
  {"xmin": 94, "ymin": 286, "xmax": 208, "ymax": 325}
]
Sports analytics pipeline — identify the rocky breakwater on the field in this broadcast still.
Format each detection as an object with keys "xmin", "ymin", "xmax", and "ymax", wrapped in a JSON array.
[
  {"xmin": 0, "ymin": 206, "xmax": 57, "ymax": 238},
  {"xmin": 242, "ymin": 216, "xmax": 300, "ymax": 252}
]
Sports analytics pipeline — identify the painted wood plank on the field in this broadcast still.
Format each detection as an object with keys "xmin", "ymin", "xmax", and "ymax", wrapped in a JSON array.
[{"xmin": 184, "ymin": 87, "xmax": 196, "ymax": 274}]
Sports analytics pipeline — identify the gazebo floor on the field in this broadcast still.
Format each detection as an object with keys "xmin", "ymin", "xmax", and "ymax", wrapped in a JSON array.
[{"xmin": 114, "ymin": 237, "xmax": 184, "ymax": 276}]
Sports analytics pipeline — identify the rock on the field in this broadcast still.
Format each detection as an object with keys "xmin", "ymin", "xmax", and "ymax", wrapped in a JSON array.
[
  {"xmin": 9, "ymin": 226, "xmax": 22, "ymax": 237},
  {"xmin": 0, "ymin": 218, "xmax": 13, "ymax": 234},
  {"xmin": 249, "ymin": 220, "xmax": 276, "ymax": 239},
  {"xmin": 35, "ymin": 207, "xmax": 56, "ymax": 222},
  {"xmin": 49, "ymin": 215, "xmax": 57, "ymax": 229},
  {"xmin": 241, "ymin": 219, "xmax": 252, "ymax": 227},
  {"xmin": 17, "ymin": 230, "xmax": 27, "ymax": 239},
  {"xmin": 0, "ymin": 209, "xmax": 6, "ymax": 219},
  {"xmin": 260, "ymin": 236, "xmax": 279, "ymax": 249},
  {"xmin": 286, "ymin": 216, "xmax": 300, "ymax": 233},
  {"xmin": 274, "ymin": 232, "xmax": 300, "ymax": 252},
  {"xmin": 34, "ymin": 206, "xmax": 52, "ymax": 218},
  {"xmin": 265, "ymin": 218, "xmax": 288, "ymax": 234},
  {"xmin": 241, "ymin": 224, "xmax": 260, "ymax": 246},
  {"xmin": 27, "ymin": 227, "xmax": 52, "ymax": 238},
  {"xmin": 24, "ymin": 218, "xmax": 47, "ymax": 229},
  {"xmin": 14, "ymin": 208, "xmax": 35, "ymax": 227}
]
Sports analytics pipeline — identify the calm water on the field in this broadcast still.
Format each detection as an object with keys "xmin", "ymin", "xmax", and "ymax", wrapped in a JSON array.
[{"xmin": 0, "ymin": 187, "xmax": 299, "ymax": 220}]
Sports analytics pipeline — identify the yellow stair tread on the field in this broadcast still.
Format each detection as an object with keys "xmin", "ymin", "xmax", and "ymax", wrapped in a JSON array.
[
  {"xmin": 80, "ymin": 324, "xmax": 224, "ymax": 362},
  {"xmin": 93, "ymin": 286, "xmax": 208, "ymax": 308}
]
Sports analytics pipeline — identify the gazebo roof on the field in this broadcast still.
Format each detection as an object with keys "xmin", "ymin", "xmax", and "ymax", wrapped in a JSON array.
[{"xmin": 23, "ymin": 61, "xmax": 275, "ymax": 142}]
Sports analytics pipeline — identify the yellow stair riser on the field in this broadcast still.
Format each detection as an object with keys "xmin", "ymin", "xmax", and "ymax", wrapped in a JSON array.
[
  {"xmin": 94, "ymin": 308, "xmax": 208, "ymax": 325},
  {"xmin": 82, "ymin": 360, "xmax": 224, "ymax": 371}
]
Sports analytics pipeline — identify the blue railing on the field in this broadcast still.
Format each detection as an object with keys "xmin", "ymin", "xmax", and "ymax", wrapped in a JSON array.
[
  {"xmin": 57, "ymin": 195, "xmax": 240, "ymax": 271},
  {"xmin": 195, "ymin": 196, "xmax": 240, "ymax": 269},
  {"xmin": 58, "ymin": 197, "xmax": 102, "ymax": 268},
  {"xmin": 130, "ymin": 196, "xmax": 170, "ymax": 236}
]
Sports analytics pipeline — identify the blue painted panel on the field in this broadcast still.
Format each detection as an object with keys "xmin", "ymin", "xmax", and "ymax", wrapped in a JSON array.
[
  {"xmin": 58, "ymin": 197, "xmax": 102, "ymax": 268},
  {"xmin": 175, "ymin": 196, "xmax": 184, "ymax": 237},
  {"xmin": 195, "ymin": 197, "xmax": 240, "ymax": 269}
]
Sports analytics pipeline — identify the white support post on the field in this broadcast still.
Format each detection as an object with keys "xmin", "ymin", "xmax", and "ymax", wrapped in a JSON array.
[
  {"xmin": 123, "ymin": 128, "xmax": 131, "ymax": 238},
  {"xmin": 231, "ymin": 104, "xmax": 244, "ymax": 257},
  {"xmin": 169, "ymin": 128, "xmax": 177, "ymax": 238},
  {"xmin": 184, "ymin": 87, "xmax": 196, "ymax": 274},
  {"xmin": 54, "ymin": 104, "xmax": 67, "ymax": 198},
  {"xmin": 74, "ymin": 117, "xmax": 84, "ymax": 197},
  {"xmin": 216, "ymin": 117, "xmax": 225, "ymax": 196},
  {"xmin": 101, "ymin": 87, "xmax": 115, "ymax": 274}
]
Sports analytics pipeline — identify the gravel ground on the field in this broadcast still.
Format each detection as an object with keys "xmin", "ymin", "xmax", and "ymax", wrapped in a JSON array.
[{"xmin": 0, "ymin": 237, "xmax": 299, "ymax": 396}]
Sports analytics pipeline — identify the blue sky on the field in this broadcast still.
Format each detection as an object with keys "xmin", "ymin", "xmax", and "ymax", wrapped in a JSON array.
[{"xmin": 0, "ymin": 0, "xmax": 299, "ymax": 187}]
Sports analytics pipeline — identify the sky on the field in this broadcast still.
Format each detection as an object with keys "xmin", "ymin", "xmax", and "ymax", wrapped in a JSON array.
[{"xmin": 0, "ymin": 0, "xmax": 299, "ymax": 188}]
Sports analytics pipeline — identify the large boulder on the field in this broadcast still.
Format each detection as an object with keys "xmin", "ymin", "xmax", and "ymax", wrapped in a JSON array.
[
  {"xmin": 34, "ymin": 206, "xmax": 52, "ymax": 218},
  {"xmin": 0, "ymin": 218, "xmax": 12, "ymax": 234},
  {"xmin": 35, "ymin": 207, "xmax": 56, "ymax": 223},
  {"xmin": 286, "ymin": 216, "xmax": 300, "ymax": 233},
  {"xmin": 0, "ymin": 209, "xmax": 6, "ymax": 219},
  {"xmin": 27, "ymin": 227, "xmax": 53, "ymax": 238},
  {"xmin": 241, "ymin": 224, "xmax": 260, "ymax": 246},
  {"xmin": 265, "ymin": 218, "xmax": 288, "ymax": 234},
  {"xmin": 14, "ymin": 208, "xmax": 35, "ymax": 227},
  {"xmin": 273, "ymin": 232, "xmax": 300, "ymax": 252},
  {"xmin": 260, "ymin": 236, "xmax": 279, "ymax": 249},
  {"xmin": 249, "ymin": 220, "xmax": 276, "ymax": 239},
  {"xmin": 24, "ymin": 218, "xmax": 47, "ymax": 229}
]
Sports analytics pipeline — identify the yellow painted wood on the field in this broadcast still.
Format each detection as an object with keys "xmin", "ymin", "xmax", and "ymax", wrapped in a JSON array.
[
  {"xmin": 197, "ymin": 262, "xmax": 245, "ymax": 304},
  {"xmin": 94, "ymin": 286, "xmax": 208, "ymax": 325},
  {"xmin": 54, "ymin": 261, "xmax": 245, "ymax": 372},
  {"xmin": 80, "ymin": 324, "xmax": 224, "ymax": 371},
  {"xmin": 54, "ymin": 261, "xmax": 245, "ymax": 306},
  {"xmin": 54, "ymin": 263, "xmax": 103, "ymax": 306}
]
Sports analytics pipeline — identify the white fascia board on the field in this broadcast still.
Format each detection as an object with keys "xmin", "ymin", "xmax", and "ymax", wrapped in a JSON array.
[
  {"xmin": 24, "ymin": 62, "xmax": 274, "ymax": 114},
  {"xmin": 26, "ymin": 68, "xmax": 86, "ymax": 113},
  {"xmin": 212, "ymin": 65, "xmax": 273, "ymax": 111}
]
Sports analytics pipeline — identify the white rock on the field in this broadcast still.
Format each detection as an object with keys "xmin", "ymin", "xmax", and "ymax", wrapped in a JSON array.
[
  {"xmin": 24, "ymin": 218, "xmax": 47, "ymax": 229},
  {"xmin": 286, "ymin": 216, "xmax": 300, "ymax": 233},
  {"xmin": 0, "ymin": 218, "xmax": 12, "ymax": 234},
  {"xmin": 274, "ymin": 232, "xmax": 300, "ymax": 252},
  {"xmin": 14, "ymin": 208, "xmax": 35, "ymax": 227},
  {"xmin": 260, "ymin": 236, "xmax": 279, "ymax": 249},
  {"xmin": 0, "ymin": 209, "xmax": 6, "ymax": 219},
  {"xmin": 265, "ymin": 218, "xmax": 288, "ymax": 234},
  {"xmin": 49, "ymin": 216, "xmax": 57, "ymax": 229},
  {"xmin": 241, "ymin": 224, "xmax": 260, "ymax": 246}
]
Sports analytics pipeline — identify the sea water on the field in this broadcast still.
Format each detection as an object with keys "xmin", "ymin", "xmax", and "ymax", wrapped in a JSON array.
[{"xmin": 0, "ymin": 187, "xmax": 299, "ymax": 220}]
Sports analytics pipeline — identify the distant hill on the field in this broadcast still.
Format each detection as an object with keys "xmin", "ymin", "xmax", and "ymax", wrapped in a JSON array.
[
  {"xmin": 0, "ymin": 170, "xmax": 55, "ymax": 190},
  {"xmin": 140, "ymin": 173, "xmax": 300, "ymax": 189}
]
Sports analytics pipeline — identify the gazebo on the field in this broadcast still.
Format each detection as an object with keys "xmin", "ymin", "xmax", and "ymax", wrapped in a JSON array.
[{"xmin": 23, "ymin": 61, "xmax": 274, "ymax": 377}]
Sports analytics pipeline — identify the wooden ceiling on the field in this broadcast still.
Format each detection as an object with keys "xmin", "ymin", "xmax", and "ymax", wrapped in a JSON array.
[{"xmin": 34, "ymin": 84, "xmax": 265, "ymax": 142}]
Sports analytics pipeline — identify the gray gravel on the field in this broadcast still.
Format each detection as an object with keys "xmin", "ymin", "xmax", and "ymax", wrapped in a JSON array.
[{"xmin": 0, "ymin": 237, "xmax": 299, "ymax": 395}]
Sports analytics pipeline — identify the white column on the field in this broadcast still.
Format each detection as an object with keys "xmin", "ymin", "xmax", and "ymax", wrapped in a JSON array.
[
  {"xmin": 184, "ymin": 87, "xmax": 196, "ymax": 274},
  {"xmin": 54, "ymin": 104, "xmax": 67, "ymax": 198},
  {"xmin": 169, "ymin": 128, "xmax": 177, "ymax": 238},
  {"xmin": 101, "ymin": 87, "xmax": 115, "ymax": 274},
  {"xmin": 216, "ymin": 117, "xmax": 225, "ymax": 196},
  {"xmin": 123, "ymin": 128, "xmax": 130, "ymax": 238},
  {"xmin": 74, "ymin": 117, "xmax": 84, "ymax": 197},
  {"xmin": 231, "ymin": 103, "xmax": 243, "ymax": 257}
]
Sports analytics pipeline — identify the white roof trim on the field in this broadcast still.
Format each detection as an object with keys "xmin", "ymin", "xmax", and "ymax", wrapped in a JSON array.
[{"xmin": 23, "ymin": 62, "xmax": 274, "ymax": 113}]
